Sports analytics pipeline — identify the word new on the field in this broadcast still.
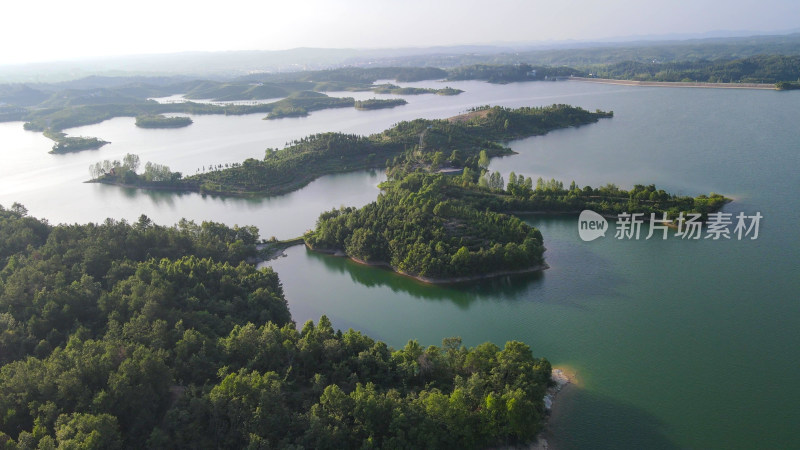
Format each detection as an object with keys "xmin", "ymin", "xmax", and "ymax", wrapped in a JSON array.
[{"xmin": 578, "ymin": 210, "xmax": 762, "ymax": 241}]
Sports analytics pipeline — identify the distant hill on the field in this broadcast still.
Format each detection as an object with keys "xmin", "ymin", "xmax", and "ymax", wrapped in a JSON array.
[{"xmin": 3, "ymin": 32, "xmax": 800, "ymax": 83}]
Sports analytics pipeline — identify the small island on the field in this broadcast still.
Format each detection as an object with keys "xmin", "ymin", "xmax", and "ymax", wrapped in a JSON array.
[
  {"xmin": 372, "ymin": 84, "xmax": 464, "ymax": 96},
  {"xmin": 44, "ymin": 130, "xmax": 109, "ymax": 154},
  {"xmin": 354, "ymin": 98, "xmax": 408, "ymax": 110},
  {"xmin": 264, "ymin": 91, "xmax": 355, "ymax": 119},
  {"xmin": 135, "ymin": 114, "xmax": 193, "ymax": 128},
  {"xmin": 436, "ymin": 86, "xmax": 463, "ymax": 95}
]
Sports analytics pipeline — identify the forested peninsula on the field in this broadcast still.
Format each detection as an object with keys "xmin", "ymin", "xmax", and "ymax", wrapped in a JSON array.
[
  {"xmin": 304, "ymin": 167, "xmax": 727, "ymax": 283},
  {"xmin": 89, "ymin": 104, "xmax": 613, "ymax": 196},
  {"xmin": 305, "ymin": 172, "xmax": 548, "ymax": 282},
  {"xmin": 0, "ymin": 205, "xmax": 553, "ymax": 448},
  {"xmin": 583, "ymin": 54, "xmax": 800, "ymax": 85}
]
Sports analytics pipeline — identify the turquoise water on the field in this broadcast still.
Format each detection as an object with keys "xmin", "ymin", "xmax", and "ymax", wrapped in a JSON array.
[
  {"xmin": 268, "ymin": 85, "xmax": 800, "ymax": 449},
  {"xmin": 2, "ymin": 80, "xmax": 798, "ymax": 448}
]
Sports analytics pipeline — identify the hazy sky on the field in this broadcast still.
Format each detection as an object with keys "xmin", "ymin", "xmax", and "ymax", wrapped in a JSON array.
[{"xmin": 2, "ymin": 0, "xmax": 799, "ymax": 65}]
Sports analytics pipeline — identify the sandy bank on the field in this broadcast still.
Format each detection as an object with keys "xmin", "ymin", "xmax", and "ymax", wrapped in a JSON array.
[{"xmin": 533, "ymin": 368, "xmax": 579, "ymax": 450}]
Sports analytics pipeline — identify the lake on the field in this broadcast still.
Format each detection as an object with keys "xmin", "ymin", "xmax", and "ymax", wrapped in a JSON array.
[{"xmin": 2, "ymin": 80, "xmax": 798, "ymax": 449}]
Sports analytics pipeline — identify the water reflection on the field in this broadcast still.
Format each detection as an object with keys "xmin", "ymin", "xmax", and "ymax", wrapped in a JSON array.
[
  {"xmin": 291, "ymin": 247, "xmax": 542, "ymax": 309},
  {"xmin": 299, "ymin": 237, "xmax": 626, "ymax": 310}
]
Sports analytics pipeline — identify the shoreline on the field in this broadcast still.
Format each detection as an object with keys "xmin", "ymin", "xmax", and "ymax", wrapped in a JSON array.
[
  {"xmin": 87, "ymin": 177, "xmax": 321, "ymax": 198},
  {"xmin": 532, "ymin": 368, "xmax": 578, "ymax": 450},
  {"xmin": 307, "ymin": 244, "xmax": 549, "ymax": 284},
  {"xmin": 569, "ymin": 76, "xmax": 776, "ymax": 90},
  {"xmin": 86, "ymin": 165, "xmax": 386, "ymax": 198},
  {"xmin": 255, "ymin": 238, "xmax": 304, "ymax": 262}
]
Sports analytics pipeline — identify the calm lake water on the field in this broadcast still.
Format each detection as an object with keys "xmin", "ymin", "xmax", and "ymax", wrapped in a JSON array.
[{"xmin": 1, "ymin": 80, "xmax": 798, "ymax": 449}]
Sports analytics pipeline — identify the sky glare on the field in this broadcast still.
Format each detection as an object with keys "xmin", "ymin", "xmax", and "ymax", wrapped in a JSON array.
[{"xmin": 2, "ymin": 0, "xmax": 799, "ymax": 65}]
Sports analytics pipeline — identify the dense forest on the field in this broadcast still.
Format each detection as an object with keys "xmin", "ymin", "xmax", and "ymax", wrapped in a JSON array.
[
  {"xmin": 447, "ymin": 64, "xmax": 582, "ymax": 83},
  {"xmin": 443, "ymin": 174, "xmax": 729, "ymax": 219},
  {"xmin": 90, "ymin": 105, "xmax": 612, "ymax": 196},
  {"xmin": 587, "ymin": 54, "xmax": 800, "ymax": 83},
  {"xmin": 305, "ymin": 172, "xmax": 546, "ymax": 280},
  {"xmin": 380, "ymin": 33, "xmax": 800, "ymax": 67},
  {"xmin": 776, "ymin": 81, "xmax": 800, "ymax": 90},
  {"xmin": 0, "ymin": 204, "xmax": 553, "ymax": 448}
]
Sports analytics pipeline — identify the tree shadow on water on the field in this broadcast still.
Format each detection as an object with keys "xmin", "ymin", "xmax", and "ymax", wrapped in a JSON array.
[
  {"xmin": 303, "ymin": 248, "xmax": 544, "ymax": 308},
  {"xmin": 550, "ymin": 386, "xmax": 678, "ymax": 450},
  {"xmin": 303, "ymin": 245, "xmax": 626, "ymax": 311}
]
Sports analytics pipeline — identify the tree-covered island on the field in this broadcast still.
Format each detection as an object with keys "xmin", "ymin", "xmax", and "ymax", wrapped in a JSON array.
[
  {"xmin": 354, "ymin": 98, "xmax": 408, "ymax": 110},
  {"xmin": 371, "ymin": 84, "xmax": 464, "ymax": 96},
  {"xmin": 135, "ymin": 114, "xmax": 193, "ymax": 128},
  {"xmin": 43, "ymin": 130, "xmax": 108, "ymax": 154}
]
